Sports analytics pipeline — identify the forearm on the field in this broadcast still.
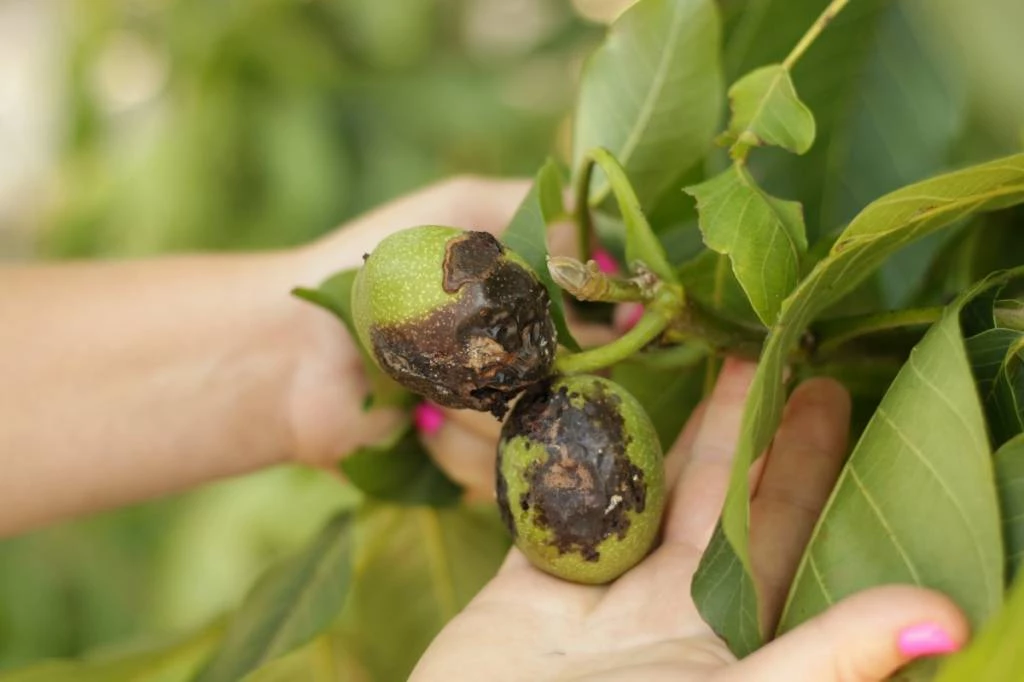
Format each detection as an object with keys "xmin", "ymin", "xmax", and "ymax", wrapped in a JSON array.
[{"xmin": 0, "ymin": 251, "xmax": 321, "ymax": 535}]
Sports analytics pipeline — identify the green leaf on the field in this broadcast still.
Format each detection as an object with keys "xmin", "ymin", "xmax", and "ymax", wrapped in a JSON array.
[
  {"xmin": 0, "ymin": 623, "xmax": 223, "ymax": 682},
  {"xmin": 501, "ymin": 159, "xmax": 579, "ymax": 352},
  {"xmin": 685, "ymin": 164, "xmax": 807, "ymax": 325},
  {"xmin": 241, "ymin": 631, "xmax": 371, "ymax": 682},
  {"xmin": 587, "ymin": 148, "xmax": 678, "ymax": 283},
  {"xmin": 719, "ymin": 64, "xmax": 816, "ymax": 157},
  {"xmin": 292, "ymin": 271, "xmax": 409, "ymax": 409},
  {"xmin": 692, "ymin": 152, "xmax": 1024, "ymax": 655},
  {"xmin": 934, "ymin": 568, "xmax": 1024, "ymax": 682},
  {"xmin": 342, "ymin": 504, "xmax": 510, "ymax": 681},
  {"xmin": 676, "ymin": 250, "xmax": 761, "ymax": 327},
  {"xmin": 733, "ymin": 0, "xmax": 894, "ymax": 242},
  {"xmin": 819, "ymin": 3, "xmax": 966, "ymax": 308},
  {"xmin": 340, "ymin": 427, "xmax": 462, "ymax": 507},
  {"xmin": 191, "ymin": 513, "xmax": 354, "ymax": 682},
  {"xmin": 995, "ymin": 435, "xmax": 1024, "ymax": 585},
  {"xmin": 573, "ymin": 0, "xmax": 723, "ymax": 210},
  {"xmin": 965, "ymin": 328, "xmax": 1024, "ymax": 447},
  {"xmin": 778, "ymin": 280, "xmax": 1005, "ymax": 643},
  {"xmin": 612, "ymin": 351, "xmax": 706, "ymax": 452}
]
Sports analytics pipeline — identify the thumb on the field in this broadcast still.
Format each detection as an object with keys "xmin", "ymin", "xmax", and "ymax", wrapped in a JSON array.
[{"xmin": 723, "ymin": 585, "xmax": 968, "ymax": 682}]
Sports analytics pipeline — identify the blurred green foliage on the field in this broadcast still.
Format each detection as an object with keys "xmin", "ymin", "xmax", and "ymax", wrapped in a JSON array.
[
  {"xmin": 4, "ymin": 0, "xmax": 593, "ymax": 670},
  {"xmin": 45, "ymin": 0, "xmax": 596, "ymax": 257}
]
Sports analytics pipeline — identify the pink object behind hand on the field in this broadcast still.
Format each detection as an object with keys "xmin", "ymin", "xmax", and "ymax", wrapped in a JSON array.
[
  {"xmin": 592, "ymin": 248, "xmax": 619, "ymax": 274},
  {"xmin": 414, "ymin": 401, "xmax": 446, "ymax": 436}
]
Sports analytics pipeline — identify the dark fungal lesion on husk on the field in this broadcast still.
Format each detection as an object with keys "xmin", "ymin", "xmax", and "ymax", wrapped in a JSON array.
[
  {"xmin": 370, "ymin": 231, "xmax": 556, "ymax": 418},
  {"xmin": 498, "ymin": 379, "xmax": 647, "ymax": 562}
]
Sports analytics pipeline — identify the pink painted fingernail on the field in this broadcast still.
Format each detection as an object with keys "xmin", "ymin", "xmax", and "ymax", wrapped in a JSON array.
[
  {"xmin": 592, "ymin": 247, "xmax": 619, "ymax": 274},
  {"xmin": 620, "ymin": 303, "xmax": 645, "ymax": 331},
  {"xmin": 897, "ymin": 623, "xmax": 960, "ymax": 658},
  {"xmin": 413, "ymin": 402, "xmax": 445, "ymax": 436}
]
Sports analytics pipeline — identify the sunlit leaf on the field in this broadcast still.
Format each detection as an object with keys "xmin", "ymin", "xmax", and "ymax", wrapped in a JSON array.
[
  {"xmin": 693, "ymin": 153, "xmax": 1024, "ymax": 655},
  {"xmin": 934, "ymin": 568, "xmax": 1024, "ymax": 682},
  {"xmin": 191, "ymin": 513, "xmax": 353, "ymax": 682},
  {"xmin": 719, "ymin": 65, "xmax": 815, "ymax": 156},
  {"xmin": 573, "ymin": 0, "xmax": 723, "ymax": 210},
  {"xmin": 778, "ymin": 279, "xmax": 1005, "ymax": 645},
  {"xmin": 340, "ymin": 427, "xmax": 462, "ymax": 507},
  {"xmin": 502, "ymin": 159, "xmax": 578, "ymax": 352},
  {"xmin": 292, "ymin": 271, "xmax": 409, "ymax": 409},
  {"xmin": 685, "ymin": 164, "xmax": 807, "ymax": 325},
  {"xmin": 342, "ymin": 504, "xmax": 509, "ymax": 681},
  {"xmin": 994, "ymin": 435, "xmax": 1024, "ymax": 584},
  {"xmin": 0, "ymin": 622, "xmax": 223, "ymax": 682}
]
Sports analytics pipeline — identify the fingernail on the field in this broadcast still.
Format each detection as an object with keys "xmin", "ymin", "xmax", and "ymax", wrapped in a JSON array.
[
  {"xmin": 619, "ymin": 303, "xmax": 645, "ymax": 331},
  {"xmin": 897, "ymin": 623, "xmax": 960, "ymax": 658},
  {"xmin": 591, "ymin": 247, "xmax": 619, "ymax": 274},
  {"xmin": 414, "ymin": 402, "xmax": 445, "ymax": 436}
]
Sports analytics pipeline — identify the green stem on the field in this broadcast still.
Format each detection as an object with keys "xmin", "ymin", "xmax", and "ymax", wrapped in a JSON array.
[
  {"xmin": 663, "ymin": 297, "xmax": 767, "ymax": 359},
  {"xmin": 575, "ymin": 148, "xmax": 677, "ymax": 283},
  {"xmin": 555, "ymin": 307, "xmax": 672, "ymax": 375},
  {"xmin": 548, "ymin": 255, "xmax": 652, "ymax": 303},
  {"xmin": 812, "ymin": 307, "xmax": 943, "ymax": 355},
  {"xmin": 782, "ymin": 0, "xmax": 851, "ymax": 70},
  {"xmin": 574, "ymin": 159, "xmax": 596, "ymax": 261}
]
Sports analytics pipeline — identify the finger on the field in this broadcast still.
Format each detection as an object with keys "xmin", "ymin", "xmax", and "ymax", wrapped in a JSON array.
[
  {"xmin": 440, "ymin": 406, "xmax": 504, "ymax": 442},
  {"xmin": 663, "ymin": 357, "xmax": 758, "ymax": 550},
  {"xmin": 420, "ymin": 418, "xmax": 497, "ymax": 502},
  {"xmin": 664, "ymin": 401, "xmax": 707, "ymax": 488},
  {"xmin": 724, "ymin": 586, "xmax": 967, "ymax": 682},
  {"xmin": 751, "ymin": 377, "xmax": 851, "ymax": 633}
]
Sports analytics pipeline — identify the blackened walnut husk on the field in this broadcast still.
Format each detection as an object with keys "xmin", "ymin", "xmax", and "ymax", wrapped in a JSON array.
[
  {"xmin": 370, "ymin": 231, "xmax": 556, "ymax": 417},
  {"xmin": 497, "ymin": 379, "xmax": 648, "ymax": 563}
]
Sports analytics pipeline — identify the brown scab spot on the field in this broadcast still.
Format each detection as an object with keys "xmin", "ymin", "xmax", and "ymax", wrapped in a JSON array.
[
  {"xmin": 499, "ymin": 380, "xmax": 647, "ymax": 562},
  {"xmin": 370, "ymin": 231, "xmax": 555, "ymax": 418},
  {"xmin": 442, "ymin": 231, "xmax": 504, "ymax": 293}
]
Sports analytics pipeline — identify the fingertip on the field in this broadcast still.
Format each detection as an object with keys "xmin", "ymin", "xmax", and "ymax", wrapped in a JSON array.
[
  {"xmin": 751, "ymin": 585, "xmax": 969, "ymax": 682},
  {"xmin": 721, "ymin": 355, "xmax": 758, "ymax": 380},
  {"xmin": 788, "ymin": 376, "xmax": 851, "ymax": 417},
  {"xmin": 419, "ymin": 419, "xmax": 497, "ymax": 500}
]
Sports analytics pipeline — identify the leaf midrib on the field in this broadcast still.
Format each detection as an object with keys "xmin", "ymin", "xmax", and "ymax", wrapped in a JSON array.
[
  {"xmin": 616, "ymin": 0, "xmax": 689, "ymax": 168},
  {"xmin": 259, "ymin": 523, "xmax": 352, "ymax": 667}
]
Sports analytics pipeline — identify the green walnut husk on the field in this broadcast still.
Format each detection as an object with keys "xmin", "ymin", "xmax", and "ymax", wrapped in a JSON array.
[
  {"xmin": 496, "ymin": 374, "xmax": 666, "ymax": 584},
  {"xmin": 352, "ymin": 226, "xmax": 556, "ymax": 418}
]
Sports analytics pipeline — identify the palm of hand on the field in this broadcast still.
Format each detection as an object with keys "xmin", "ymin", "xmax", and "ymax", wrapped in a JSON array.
[
  {"xmin": 412, "ymin": 360, "xmax": 856, "ymax": 681},
  {"xmin": 417, "ymin": 538, "xmax": 730, "ymax": 682}
]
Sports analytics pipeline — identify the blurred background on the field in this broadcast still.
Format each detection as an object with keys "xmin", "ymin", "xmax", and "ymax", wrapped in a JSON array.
[
  {"xmin": 1, "ymin": 0, "xmax": 1023, "ymax": 673},
  {"xmin": 0, "ymin": 0, "xmax": 608, "ymax": 670}
]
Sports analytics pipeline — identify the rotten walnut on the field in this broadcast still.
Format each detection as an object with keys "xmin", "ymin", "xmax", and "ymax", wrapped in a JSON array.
[
  {"xmin": 496, "ymin": 374, "xmax": 666, "ymax": 584},
  {"xmin": 352, "ymin": 226, "xmax": 556, "ymax": 418}
]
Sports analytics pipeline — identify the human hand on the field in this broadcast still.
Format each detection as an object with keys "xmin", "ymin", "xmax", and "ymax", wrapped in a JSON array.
[
  {"xmin": 285, "ymin": 176, "xmax": 612, "ymax": 488},
  {"xmin": 409, "ymin": 359, "xmax": 968, "ymax": 682}
]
